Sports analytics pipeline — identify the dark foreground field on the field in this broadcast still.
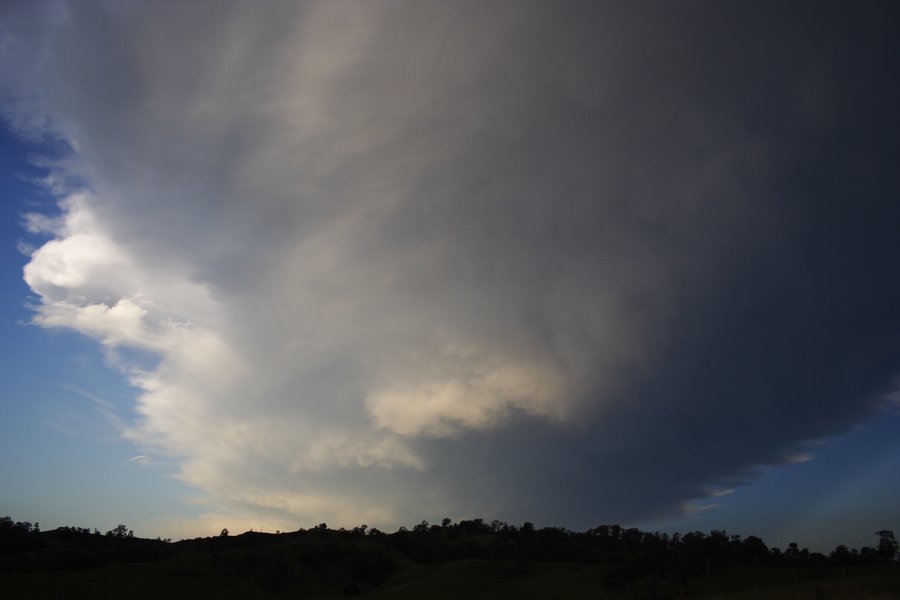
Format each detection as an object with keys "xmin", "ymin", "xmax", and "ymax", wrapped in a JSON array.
[
  {"xmin": 2, "ymin": 519, "xmax": 899, "ymax": 599},
  {"xmin": 4, "ymin": 557, "xmax": 900, "ymax": 599}
]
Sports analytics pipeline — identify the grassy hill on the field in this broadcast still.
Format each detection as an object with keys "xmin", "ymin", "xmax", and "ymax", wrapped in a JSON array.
[{"xmin": 2, "ymin": 519, "xmax": 898, "ymax": 598}]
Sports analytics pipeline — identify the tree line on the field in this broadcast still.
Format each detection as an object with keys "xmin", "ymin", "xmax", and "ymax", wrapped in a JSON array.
[
  {"xmin": 352, "ymin": 519, "xmax": 899, "ymax": 574},
  {"xmin": 2, "ymin": 514, "xmax": 897, "ymax": 586}
]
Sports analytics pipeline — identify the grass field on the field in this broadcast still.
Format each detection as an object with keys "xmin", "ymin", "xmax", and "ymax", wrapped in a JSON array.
[{"xmin": 3, "ymin": 548, "xmax": 899, "ymax": 599}]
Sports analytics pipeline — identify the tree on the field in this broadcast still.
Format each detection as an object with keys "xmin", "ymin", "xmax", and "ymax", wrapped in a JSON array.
[
  {"xmin": 785, "ymin": 542, "xmax": 800, "ymax": 560},
  {"xmin": 220, "ymin": 528, "xmax": 229, "ymax": 537},
  {"xmin": 740, "ymin": 535, "xmax": 769, "ymax": 565},
  {"xmin": 107, "ymin": 524, "xmax": 130, "ymax": 539},
  {"xmin": 830, "ymin": 544, "xmax": 853, "ymax": 566},
  {"xmin": 876, "ymin": 530, "xmax": 898, "ymax": 563}
]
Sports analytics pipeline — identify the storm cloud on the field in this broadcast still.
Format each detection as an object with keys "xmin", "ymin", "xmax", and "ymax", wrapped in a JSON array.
[{"xmin": 3, "ymin": 1, "xmax": 898, "ymax": 530}]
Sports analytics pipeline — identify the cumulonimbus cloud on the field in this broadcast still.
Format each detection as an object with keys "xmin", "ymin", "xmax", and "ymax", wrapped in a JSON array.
[{"xmin": 4, "ymin": 1, "xmax": 898, "ymax": 531}]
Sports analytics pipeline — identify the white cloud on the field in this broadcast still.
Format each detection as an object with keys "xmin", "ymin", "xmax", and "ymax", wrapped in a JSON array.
[
  {"xmin": 24, "ymin": 196, "xmax": 129, "ymax": 294},
  {"xmin": 366, "ymin": 353, "xmax": 569, "ymax": 437},
  {"xmin": 36, "ymin": 298, "xmax": 146, "ymax": 346},
  {"xmin": 8, "ymin": 2, "xmax": 636, "ymax": 527},
  {"xmin": 2, "ymin": 1, "xmax": 766, "ymax": 530}
]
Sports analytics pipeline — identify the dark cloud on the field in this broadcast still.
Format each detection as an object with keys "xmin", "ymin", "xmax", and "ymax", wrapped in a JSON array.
[{"xmin": 3, "ymin": 0, "xmax": 898, "ymax": 530}]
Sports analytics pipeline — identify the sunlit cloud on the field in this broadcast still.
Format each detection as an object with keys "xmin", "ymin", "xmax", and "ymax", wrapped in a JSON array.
[
  {"xmin": 786, "ymin": 453, "xmax": 814, "ymax": 464},
  {"xmin": 683, "ymin": 503, "xmax": 720, "ymax": 515}
]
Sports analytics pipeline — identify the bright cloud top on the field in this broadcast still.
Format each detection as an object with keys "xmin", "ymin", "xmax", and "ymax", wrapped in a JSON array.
[{"xmin": 4, "ymin": 1, "xmax": 898, "ymax": 530}]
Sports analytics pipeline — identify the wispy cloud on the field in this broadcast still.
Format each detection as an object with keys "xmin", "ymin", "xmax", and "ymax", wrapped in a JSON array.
[
  {"xmin": 786, "ymin": 453, "xmax": 814, "ymax": 464},
  {"xmin": 684, "ymin": 503, "xmax": 720, "ymax": 515}
]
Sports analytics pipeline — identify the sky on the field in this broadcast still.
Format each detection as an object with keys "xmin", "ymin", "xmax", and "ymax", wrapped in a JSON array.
[{"xmin": 0, "ymin": 1, "xmax": 898, "ymax": 552}]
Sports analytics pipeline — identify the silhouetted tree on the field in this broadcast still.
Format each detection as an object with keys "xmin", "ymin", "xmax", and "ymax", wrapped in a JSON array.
[
  {"xmin": 830, "ymin": 544, "xmax": 854, "ymax": 566},
  {"xmin": 876, "ymin": 530, "xmax": 899, "ymax": 563},
  {"xmin": 106, "ymin": 524, "xmax": 130, "ymax": 539},
  {"xmin": 740, "ymin": 535, "xmax": 769, "ymax": 566}
]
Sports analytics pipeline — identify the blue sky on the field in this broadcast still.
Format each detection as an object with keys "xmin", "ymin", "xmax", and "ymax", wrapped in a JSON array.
[
  {"xmin": 1, "ymin": 1, "xmax": 898, "ymax": 551},
  {"xmin": 0, "ymin": 130, "xmax": 200, "ymax": 534}
]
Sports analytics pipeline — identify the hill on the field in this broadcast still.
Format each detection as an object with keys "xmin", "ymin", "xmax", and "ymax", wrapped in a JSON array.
[{"xmin": 1, "ymin": 517, "xmax": 898, "ymax": 598}]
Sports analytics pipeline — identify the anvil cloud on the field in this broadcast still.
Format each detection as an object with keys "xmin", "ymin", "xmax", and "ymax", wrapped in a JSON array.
[{"xmin": 3, "ymin": 1, "xmax": 898, "ymax": 531}]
